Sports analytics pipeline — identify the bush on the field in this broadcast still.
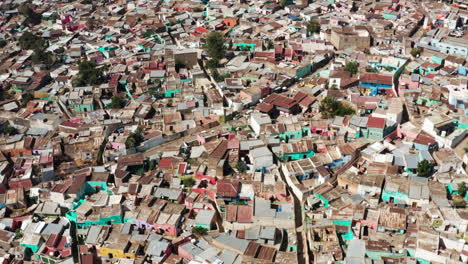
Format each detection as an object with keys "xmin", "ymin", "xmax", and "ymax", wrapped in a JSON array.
[
  {"xmin": 319, "ymin": 96, "xmax": 355, "ymax": 118},
  {"xmin": 0, "ymin": 40, "xmax": 6, "ymax": 48}
]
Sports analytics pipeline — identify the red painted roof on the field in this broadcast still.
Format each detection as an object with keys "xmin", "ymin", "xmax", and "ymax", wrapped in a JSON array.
[
  {"xmin": 264, "ymin": 94, "xmax": 298, "ymax": 109},
  {"xmin": 226, "ymin": 205, "xmax": 237, "ymax": 222},
  {"xmin": 177, "ymin": 162, "xmax": 187, "ymax": 174},
  {"xmin": 254, "ymin": 52, "xmax": 275, "ymax": 58},
  {"xmin": 367, "ymin": 116, "xmax": 386, "ymax": 129},
  {"xmin": 217, "ymin": 180, "xmax": 240, "ymax": 197},
  {"xmin": 360, "ymin": 73, "xmax": 393, "ymax": 85},
  {"xmin": 256, "ymin": 102, "xmax": 274, "ymax": 113},
  {"xmin": 158, "ymin": 157, "xmax": 174, "ymax": 169},
  {"xmin": 236, "ymin": 205, "xmax": 253, "ymax": 223},
  {"xmin": 194, "ymin": 27, "xmax": 209, "ymax": 33},
  {"xmin": 227, "ymin": 139, "xmax": 239, "ymax": 150}
]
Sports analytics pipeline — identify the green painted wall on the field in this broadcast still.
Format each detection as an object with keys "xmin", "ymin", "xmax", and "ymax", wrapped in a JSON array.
[
  {"xmin": 280, "ymin": 150, "xmax": 315, "ymax": 161},
  {"xmin": 74, "ymin": 103, "xmax": 94, "ymax": 113},
  {"xmin": 314, "ymin": 193, "xmax": 329, "ymax": 208},
  {"xmin": 381, "ymin": 190, "xmax": 408, "ymax": 204},
  {"xmin": 20, "ymin": 243, "xmax": 41, "ymax": 253},
  {"xmin": 333, "ymin": 220, "xmax": 352, "ymax": 226}
]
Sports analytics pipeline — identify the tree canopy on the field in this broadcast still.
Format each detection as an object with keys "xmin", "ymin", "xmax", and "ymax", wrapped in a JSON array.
[
  {"xmin": 307, "ymin": 20, "xmax": 321, "ymax": 35},
  {"xmin": 73, "ymin": 60, "xmax": 106, "ymax": 87},
  {"xmin": 204, "ymin": 32, "xmax": 226, "ymax": 63},
  {"xmin": 0, "ymin": 122, "xmax": 18, "ymax": 136},
  {"xmin": 416, "ymin": 160, "xmax": 432, "ymax": 177},
  {"xmin": 32, "ymin": 48, "xmax": 54, "ymax": 66},
  {"xmin": 110, "ymin": 96, "xmax": 126, "ymax": 109},
  {"xmin": 320, "ymin": 96, "xmax": 356, "ymax": 119},
  {"xmin": 410, "ymin": 47, "xmax": 423, "ymax": 58},
  {"xmin": 19, "ymin": 4, "xmax": 42, "ymax": 25},
  {"xmin": 125, "ymin": 127, "xmax": 144, "ymax": 149},
  {"xmin": 21, "ymin": 93, "xmax": 34, "ymax": 107},
  {"xmin": 279, "ymin": 0, "xmax": 288, "ymax": 8},
  {"xmin": 344, "ymin": 61, "xmax": 359, "ymax": 75},
  {"xmin": 350, "ymin": 1, "xmax": 359, "ymax": 12},
  {"xmin": 19, "ymin": 32, "xmax": 47, "ymax": 50}
]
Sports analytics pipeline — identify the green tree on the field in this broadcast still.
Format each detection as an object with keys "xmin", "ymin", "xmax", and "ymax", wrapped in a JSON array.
[
  {"xmin": 125, "ymin": 127, "xmax": 144, "ymax": 149},
  {"xmin": 14, "ymin": 229, "xmax": 23, "ymax": 239},
  {"xmin": 307, "ymin": 20, "xmax": 321, "ymax": 35},
  {"xmin": 19, "ymin": 32, "xmax": 47, "ymax": 50},
  {"xmin": 31, "ymin": 48, "xmax": 54, "ymax": 66},
  {"xmin": 110, "ymin": 96, "xmax": 125, "ymax": 109},
  {"xmin": 204, "ymin": 32, "xmax": 226, "ymax": 63},
  {"xmin": 142, "ymin": 29, "xmax": 155, "ymax": 38},
  {"xmin": 264, "ymin": 39, "xmax": 274, "ymax": 50},
  {"xmin": 21, "ymin": 93, "xmax": 34, "ymax": 107},
  {"xmin": 19, "ymin": 4, "xmax": 42, "ymax": 25},
  {"xmin": 48, "ymin": 12, "xmax": 59, "ymax": 21},
  {"xmin": 182, "ymin": 177, "xmax": 196, "ymax": 188},
  {"xmin": 0, "ymin": 40, "xmax": 6, "ymax": 48},
  {"xmin": 73, "ymin": 60, "xmax": 106, "ymax": 87},
  {"xmin": 192, "ymin": 226, "xmax": 208, "ymax": 236},
  {"xmin": 410, "ymin": 47, "xmax": 422, "ymax": 58},
  {"xmin": 344, "ymin": 61, "xmax": 359, "ymax": 75},
  {"xmin": 212, "ymin": 69, "xmax": 228, "ymax": 82},
  {"xmin": 365, "ymin": 66, "xmax": 379, "ymax": 73},
  {"xmin": 86, "ymin": 17, "xmax": 98, "ymax": 30},
  {"xmin": 350, "ymin": 1, "xmax": 358, "ymax": 12},
  {"xmin": 416, "ymin": 160, "xmax": 432, "ymax": 177},
  {"xmin": 458, "ymin": 182, "xmax": 466, "ymax": 197},
  {"xmin": 0, "ymin": 123, "xmax": 17, "ymax": 136},
  {"xmin": 236, "ymin": 161, "xmax": 247, "ymax": 173},
  {"xmin": 54, "ymin": 47, "xmax": 65, "ymax": 54},
  {"xmin": 205, "ymin": 59, "xmax": 219, "ymax": 69},
  {"xmin": 320, "ymin": 96, "xmax": 355, "ymax": 118},
  {"xmin": 175, "ymin": 59, "xmax": 185, "ymax": 72},
  {"xmin": 148, "ymin": 159, "xmax": 157, "ymax": 171},
  {"xmin": 279, "ymin": 0, "xmax": 288, "ymax": 8}
]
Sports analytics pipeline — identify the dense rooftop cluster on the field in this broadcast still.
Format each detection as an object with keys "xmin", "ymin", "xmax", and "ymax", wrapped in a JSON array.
[{"xmin": 0, "ymin": 0, "xmax": 467, "ymax": 264}]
